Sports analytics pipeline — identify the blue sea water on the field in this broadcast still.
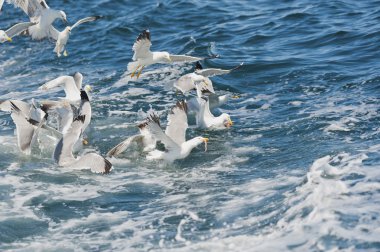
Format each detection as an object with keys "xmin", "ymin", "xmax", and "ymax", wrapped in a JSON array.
[{"xmin": 1, "ymin": 0, "xmax": 380, "ymax": 251}]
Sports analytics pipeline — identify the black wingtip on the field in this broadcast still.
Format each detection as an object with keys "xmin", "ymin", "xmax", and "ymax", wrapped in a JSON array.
[
  {"xmin": 80, "ymin": 90, "xmax": 90, "ymax": 101},
  {"xmin": 74, "ymin": 114, "xmax": 86, "ymax": 123},
  {"xmin": 137, "ymin": 29, "xmax": 151, "ymax": 42},
  {"xmin": 138, "ymin": 112, "xmax": 160, "ymax": 129},
  {"xmin": 9, "ymin": 101, "xmax": 20, "ymax": 112},
  {"xmin": 103, "ymin": 158, "xmax": 112, "ymax": 174},
  {"xmin": 174, "ymin": 100, "xmax": 188, "ymax": 114},
  {"xmin": 195, "ymin": 61, "xmax": 203, "ymax": 71}
]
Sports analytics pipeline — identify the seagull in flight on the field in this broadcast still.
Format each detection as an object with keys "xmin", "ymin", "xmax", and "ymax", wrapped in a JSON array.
[
  {"xmin": 54, "ymin": 16, "xmax": 100, "ymax": 57},
  {"xmin": 128, "ymin": 29, "xmax": 217, "ymax": 79},
  {"xmin": 7, "ymin": 0, "xmax": 68, "ymax": 40},
  {"xmin": 0, "ymin": 22, "xmax": 35, "ymax": 43}
]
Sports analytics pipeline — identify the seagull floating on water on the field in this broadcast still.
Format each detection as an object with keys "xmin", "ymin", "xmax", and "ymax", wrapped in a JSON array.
[
  {"xmin": 54, "ymin": 16, "xmax": 100, "ymax": 57},
  {"xmin": 53, "ymin": 114, "xmax": 112, "ymax": 174},
  {"xmin": 128, "ymin": 29, "xmax": 217, "ymax": 79},
  {"xmin": 7, "ymin": 0, "xmax": 67, "ymax": 40},
  {"xmin": 141, "ymin": 101, "xmax": 209, "ymax": 163},
  {"xmin": 0, "ymin": 22, "xmax": 35, "ymax": 43},
  {"xmin": 107, "ymin": 118, "xmax": 157, "ymax": 158}
]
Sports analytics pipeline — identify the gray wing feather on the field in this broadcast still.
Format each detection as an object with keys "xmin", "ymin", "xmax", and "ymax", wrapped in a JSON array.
[
  {"xmin": 71, "ymin": 16, "xmax": 100, "ymax": 30},
  {"xmin": 107, "ymin": 134, "xmax": 143, "ymax": 157},
  {"xmin": 165, "ymin": 101, "xmax": 188, "ymax": 146},
  {"xmin": 169, "ymin": 54, "xmax": 203, "ymax": 63},
  {"xmin": 7, "ymin": 0, "xmax": 44, "ymax": 17},
  {"xmin": 6, "ymin": 22, "xmax": 35, "ymax": 37},
  {"xmin": 196, "ymin": 63, "xmax": 244, "ymax": 77},
  {"xmin": 71, "ymin": 153, "xmax": 112, "ymax": 174}
]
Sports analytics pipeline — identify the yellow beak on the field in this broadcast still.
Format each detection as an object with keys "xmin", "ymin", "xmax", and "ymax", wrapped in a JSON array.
[
  {"xmin": 228, "ymin": 118, "xmax": 233, "ymax": 126},
  {"xmin": 203, "ymin": 137, "xmax": 209, "ymax": 152},
  {"xmin": 6, "ymin": 36, "xmax": 12, "ymax": 42}
]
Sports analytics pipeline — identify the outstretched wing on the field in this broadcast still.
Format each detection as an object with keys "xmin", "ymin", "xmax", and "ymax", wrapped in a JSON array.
[
  {"xmin": 9, "ymin": 101, "xmax": 36, "ymax": 154},
  {"xmin": 7, "ymin": 0, "xmax": 45, "ymax": 17},
  {"xmin": 169, "ymin": 54, "xmax": 203, "ymax": 63},
  {"xmin": 165, "ymin": 101, "xmax": 188, "ymax": 146},
  {"xmin": 38, "ymin": 75, "xmax": 75, "ymax": 90},
  {"xmin": 71, "ymin": 153, "xmax": 112, "ymax": 174},
  {"xmin": 132, "ymin": 29, "xmax": 152, "ymax": 61},
  {"xmin": 106, "ymin": 134, "xmax": 143, "ymax": 157},
  {"xmin": 174, "ymin": 74, "xmax": 196, "ymax": 94},
  {"xmin": 0, "ymin": 0, "xmax": 5, "ymax": 11},
  {"xmin": 142, "ymin": 113, "xmax": 178, "ymax": 150},
  {"xmin": 53, "ymin": 115, "xmax": 85, "ymax": 166},
  {"xmin": 196, "ymin": 62, "xmax": 244, "ymax": 77},
  {"xmin": 6, "ymin": 22, "xmax": 35, "ymax": 38},
  {"xmin": 71, "ymin": 16, "xmax": 101, "ymax": 30}
]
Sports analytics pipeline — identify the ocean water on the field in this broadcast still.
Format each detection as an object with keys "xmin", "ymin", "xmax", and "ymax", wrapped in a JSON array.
[{"xmin": 1, "ymin": 0, "xmax": 380, "ymax": 251}]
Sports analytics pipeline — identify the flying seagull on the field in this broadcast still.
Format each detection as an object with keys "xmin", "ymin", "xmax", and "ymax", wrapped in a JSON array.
[
  {"xmin": 0, "ymin": 22, "xmax": 35, "ymax": 43},
  {"xmin": 142, "ymin": 101, "xmax": 209, "ymax": 163},
  {"xmin": 174, "ymin": 61, "xmax": 243, "ymax": 95},
  {"xmin": 54, "ymin": 16, "xmax": 100, "ymax": 57},
  {"xmin": 38, "ymin": 72, "xmax": 91, "ymax": 102},
  {"xmin": 7, "ymin": 0, "xmax": 68, "ymax": 40},
  {"xmin": 128, "ymin": 29, "xmax": 217, "ymax": 78},
  {"xmin": 194, "ymin": 61, "xmax": 244, "ymax": 78},
  {"xmin": 53, "ymin": 114, "xmax": 112, "ymax": 174}
]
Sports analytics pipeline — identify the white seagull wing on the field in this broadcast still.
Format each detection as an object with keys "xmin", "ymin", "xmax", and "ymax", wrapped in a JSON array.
[
  {"xmin": 71, "ymin": 153, "xmax": 112, "ymax": 174},
  {"xmin": 132, "ymin": 29, "xmax": 152, "ymax": 61},
  {"xmin": 53, "ymin": 115, "xmax": 84, "ymax": 166},
  {"xmin": 9, "ymin": 101, "xmax": 36, "ymax": 154},
  {"xmin": 7, "ymin": 0, "xmax": 45, "ymax": 17},
  {"xmin": 165, "ymin": 101, "xmax": 188, "ymax": 146},
  {"xmin": 71, "ymin": 16, "xmax": 100, "ymax": 30},
  {"xmin": 106, "ymin": 134, "xmax": 143, "ymax": 157},
  {"xmin": 39, "ymin": 75, "xmax": 80, "ymax": 101},
  {"xmin": 174, "ymin": 74, "xmax": 196, "ymax": 94},
  {"xmin": 169, "ymin": 54, "xmax": 203, "ymax": 63},
  {"xmin": 0, "ymin": 0, "xmax": 4, "ymax": 11},
  {"xmin": 142, "ymin": 113, "xmax": 178, "ymax": 150},
  {"xmin": 5, "ymin": 22, "xmax": 35, "ymax": 38}
]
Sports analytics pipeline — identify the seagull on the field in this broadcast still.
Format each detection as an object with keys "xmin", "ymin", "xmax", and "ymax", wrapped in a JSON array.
[
  {"xmin": 0, "ymin": 99, "xmax": 61, "ymax": 154},
  {"xmin": 106, "ymin": 117, "xmax": 157, "ymax": 158},
  {"xmin": 174, "ymin": 61, "xmax": 243, "ymax": 97},
  {"xmin": 194, "ymin": 97, "xmax": 233, "ymax": 130},
  {"xmin": 0, "ymin": 0, "xmax": 4, "ymax": 11},
  {"xmin": 194, "ymin": 61, "xmax": 244, "ymax": 78},
  {"xmin": 38, "ymin": 72, "xmax": 91, "ymax": 102},
  {"xmin": 0, "ymin": 22, "xmax": 35, "ymax": 43},
  {"xmin": 128, "ymin": 29, "xmax": 217, "ymax": 78},
  {"xmin": 54, "ymin": 16, "xmax": 100, "ymax": 57},
  {"xmin": 142, "ymin": 101, "xmax": 209, "ymax": 163},
  {"xmin": 53, "ymin": 114, "xmax": 112, "ymax": 174},
  {"xmin": 7, "ymin": 0, "xmax": 68, "ymax": 40}
]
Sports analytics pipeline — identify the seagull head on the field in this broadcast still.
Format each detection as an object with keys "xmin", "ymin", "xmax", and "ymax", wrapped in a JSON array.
[
  {"xmin": 221, "ymin": 114, "xmax": 233, "ymax": 128},
  {"xmin": 59, "ymin": 11, "xmax": 68, "ymax": 24},
  {"xmin": 0, "ymin": 30, "xmax": 12, "ymax": 43}
]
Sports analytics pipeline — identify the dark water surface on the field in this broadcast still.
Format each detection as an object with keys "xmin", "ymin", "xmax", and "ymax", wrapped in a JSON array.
[{"xmin": 1, "ymin": 0, "xmax": 380, "ymax": 251}]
